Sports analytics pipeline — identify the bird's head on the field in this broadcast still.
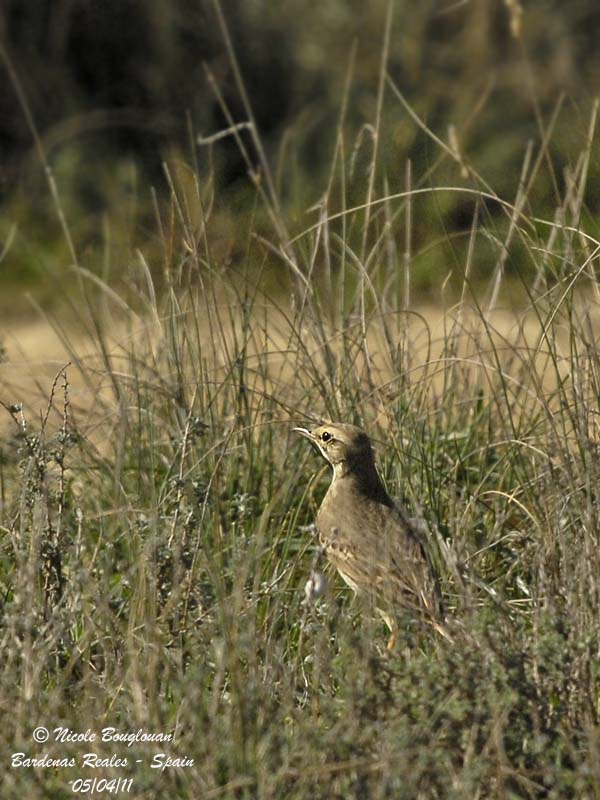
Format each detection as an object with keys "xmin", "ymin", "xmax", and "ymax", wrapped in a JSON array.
[{"xmin": 293, "ymin": 422, "xmax": 375, "ymax": 474}]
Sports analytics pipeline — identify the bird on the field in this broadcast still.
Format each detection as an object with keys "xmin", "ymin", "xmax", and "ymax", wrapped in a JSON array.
[{"xmin": 293, "ymin": 422, "xmax": 450, "ymax": 647}]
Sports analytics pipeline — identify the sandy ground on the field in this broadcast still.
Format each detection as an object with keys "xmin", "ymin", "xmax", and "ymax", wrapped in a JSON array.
[
  {"xmin": 0, "ymin": 314, "xmax": 109, "ymax": 437},
  {"xmin": 0, "ymin": 296, "xmax": 589, "ymax": 443},
  {"xmin": 1, "ymin": 318, "xmax": 71, "ymax": 417}
]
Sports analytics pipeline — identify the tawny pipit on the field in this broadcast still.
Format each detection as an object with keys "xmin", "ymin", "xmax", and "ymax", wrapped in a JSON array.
[{"xmin": 294, "ymin": 422, "xmax": 449, "ymax": 647}]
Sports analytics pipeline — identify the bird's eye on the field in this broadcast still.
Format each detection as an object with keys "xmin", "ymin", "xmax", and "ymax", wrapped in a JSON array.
[{"xmin": 321, "ymin": 431, "xmax": 332, "ymax": 442}]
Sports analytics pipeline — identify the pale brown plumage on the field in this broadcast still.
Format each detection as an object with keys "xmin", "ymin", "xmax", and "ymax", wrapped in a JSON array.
[{"xmin": 294, "ymin": 422, "xmax": 449, "ymax": 646}]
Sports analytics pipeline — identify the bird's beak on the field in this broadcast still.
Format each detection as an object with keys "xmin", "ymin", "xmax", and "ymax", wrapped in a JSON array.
[
  {"xmin": 293, "ymin": 426, "xmax": 328, "ymax": 463},
  {"xmin": 292, "ymin": 426, "xmax": 315, "ymax": 441}
]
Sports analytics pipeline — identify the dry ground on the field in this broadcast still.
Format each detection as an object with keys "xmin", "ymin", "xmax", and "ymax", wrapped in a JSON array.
[{"xmin": 0, "ymin": 295, "xmax": 582, "ymax": 439}]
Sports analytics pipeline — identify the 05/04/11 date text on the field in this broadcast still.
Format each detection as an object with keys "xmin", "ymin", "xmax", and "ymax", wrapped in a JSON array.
[{"xmin": 70, "ymin": 778, "xmax": 133, "ymax": 795}]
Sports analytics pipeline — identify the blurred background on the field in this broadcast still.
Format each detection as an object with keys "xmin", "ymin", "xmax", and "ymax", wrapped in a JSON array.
[{"xmin": 1, "ymin": 0, "xmax": 600, "ymax": 317}]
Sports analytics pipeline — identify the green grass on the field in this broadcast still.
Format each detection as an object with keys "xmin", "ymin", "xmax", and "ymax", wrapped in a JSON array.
[{"xmin": 3, "ymin": 50, "xmax": 600, "ymax": 800}]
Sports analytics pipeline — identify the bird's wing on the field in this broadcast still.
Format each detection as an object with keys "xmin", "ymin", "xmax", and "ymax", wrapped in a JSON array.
[
  {"xmin": 379, "ymin": 518, "xmax": 439, "ymax": 613},
  {"xmin": 320, "ymin": 506, "xmax": 442, "ymax": 618}
]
